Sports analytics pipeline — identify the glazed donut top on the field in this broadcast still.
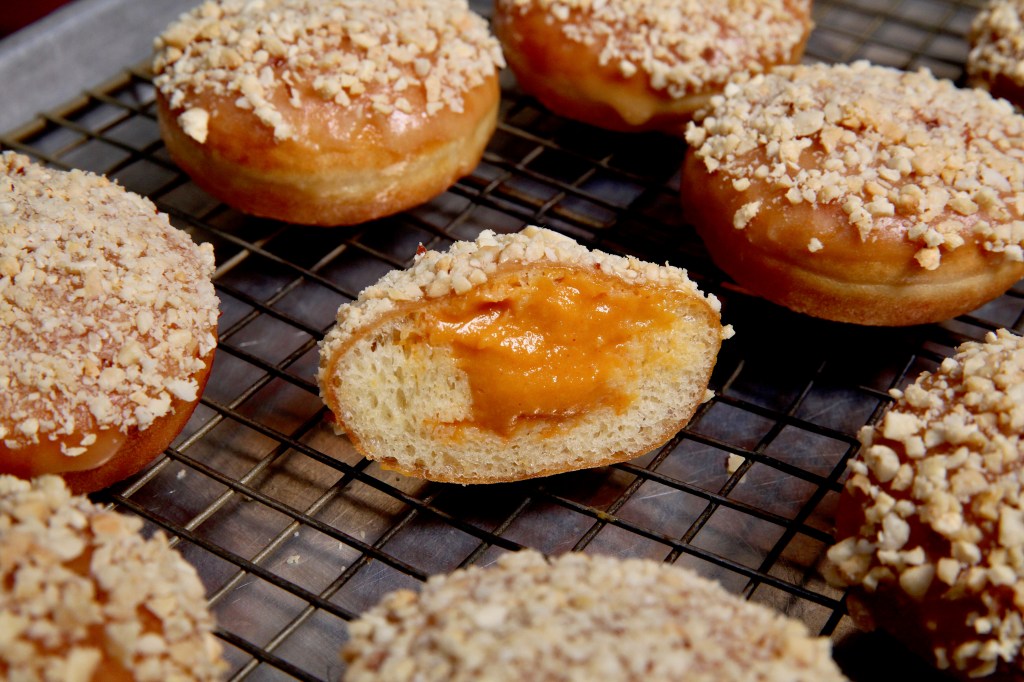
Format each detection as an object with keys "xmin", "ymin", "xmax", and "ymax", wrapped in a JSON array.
[
  {"xmin": 153, "ymin": 0, "xmax": 505, "ymax": 144},
  {"xmin": 0, "ymin": 152, "xmax": 219, "ymax": 451},
  {"xmin": 829, "ymin": 329, "xmax": 1024, "ymax": 671},
  {"xmin": 496, "ymin": 0, "xmax": 811, "ymax": 99},
  {"xmin": 0, "ymin": 475, "xmax": 225, "ymax": 681},
  {"xmin": 344, "ymin": 550, "xmax": 846, "ymax": 681},
  {"xmin": 685, "ymin": 61, "xmax": 1024, "ymax": 270},
  {"xmin": 968, "ymin": 0, "xmax": 1024, "ymax": 87}
]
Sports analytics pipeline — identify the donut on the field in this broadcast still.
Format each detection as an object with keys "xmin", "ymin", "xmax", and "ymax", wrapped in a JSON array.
[
  {"xmin": 826, "ymin": 329, "xmax": 1024, "ymax": 679},
  {"xmin": 968, "ymin": 0, "xmax": 1024, "ymax": 108},
  {"xmin": 492, "ymin": 0, "xmax": 812, "ymax": 134},
  {"xmin": 152, "ymin": 0, "xmax": 504, "ymax": 226},
  {"xmin": 682, "ymin": 61, "xmax": 1024, "ymax": 326},
  {"xmin": 342, "ymin": 549, "xmax": 847, "ymax": 681},
  {"xmin": 317, "ymin": 226, "xmax": 731, "ymax": 484},
  {"xmin": 0, "ymin": 152, "xmax": 219, "ymax": 493},
  {"xmin": 0, "ymin": 475, "xmax": 226, "ymax": 681}
]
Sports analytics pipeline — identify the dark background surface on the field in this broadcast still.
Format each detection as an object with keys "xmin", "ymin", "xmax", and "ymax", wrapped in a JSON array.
[{"xmin": 0, "ymin": 0, "xmax": 68, "ymax": 38}]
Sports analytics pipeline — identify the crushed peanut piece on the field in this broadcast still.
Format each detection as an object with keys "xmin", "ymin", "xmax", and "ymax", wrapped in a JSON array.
[
  {"xmin": 726, "ymin": 453, "xmax": 746, "ymax": 474},
  {"xmin": 178, "ymin": 107, "xmax": 210, "ymax": 143},
  {"xmin": 734, "ymin": 201, "xmax": 761, "ymax": 229}
]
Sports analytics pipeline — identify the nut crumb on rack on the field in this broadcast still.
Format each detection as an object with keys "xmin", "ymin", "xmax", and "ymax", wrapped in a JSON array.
[
  {"xmin": 686, "ymin": 61, "xmax": 1024, "ymax": 270},
  {"xmin": 827, "ymin": 329, "xmax": 1024, "ymax": 678},
  {"xmin": 153, "ymin": 0, "xmax": 505, "ymax": 142},
  {"xmin": 0, "ymin": 475, "xmax": 226, "ymax": 681},
  {"xmin": 726, "ymin": 453, "xmax": 745, "ymax": 474},
  {"xmin": 0, "ymin": 152, "xmax": 219, "ymax": 451}
]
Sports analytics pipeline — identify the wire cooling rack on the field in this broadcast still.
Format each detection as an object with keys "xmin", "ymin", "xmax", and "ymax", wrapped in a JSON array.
[{"xmin": 2, "ymin": 0, "xmax": 1021, "ymax": 680}]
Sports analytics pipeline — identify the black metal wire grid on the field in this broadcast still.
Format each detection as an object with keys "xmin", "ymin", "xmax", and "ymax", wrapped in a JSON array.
[{"xmin": 2, "ymin": 0, "xmax": 1022, "ymax": 680}]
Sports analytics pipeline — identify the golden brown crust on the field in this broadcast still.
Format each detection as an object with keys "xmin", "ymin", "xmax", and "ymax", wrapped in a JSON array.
[
  {"xmin": 1, "ymin": 350, "xmax": 214, "ymax": 494},
  {"xmin": 492, "ymin": 0, "xmax": 811, "ymax": 134},
  {"xmin": 493, "ymin": 4, "xmax": 705, "ymax": 133},
  {"xmin": 156, "ymin": 78, "xmax": 499, "ymax": 226},
  {"xmin": 57, "ymin": 350, "xmax": 214, "ymax": 494},
  {"xmin": 682, "ymin": 153, "xmax": 1024, "ymax": 326},
  {"xmin": 153, "ymin": 0, "xmax": 504, "ymax": 226},
  {"xmin": 682, "ymin": 62, "xmax": 1024, "ymax": 326}
]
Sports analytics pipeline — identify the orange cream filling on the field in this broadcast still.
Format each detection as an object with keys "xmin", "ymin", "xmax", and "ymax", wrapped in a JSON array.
[
  {"xmin": 418, "ymin": 266, "xmax": 679, "ymax": 435},
  {"xmin": 0, "ymin": 429, "xmax": 125, "ymax": 479}
]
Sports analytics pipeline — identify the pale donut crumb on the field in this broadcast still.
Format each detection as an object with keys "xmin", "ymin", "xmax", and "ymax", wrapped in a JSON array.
[{"xmin": 343, "ymin": 550, "xmax": 847, "ymax": 681}]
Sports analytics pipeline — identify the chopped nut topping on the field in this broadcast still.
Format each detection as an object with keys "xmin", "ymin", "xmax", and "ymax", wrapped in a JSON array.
[
  {"xmin": 343, "ymin": 549, "xmax": 846, "ymax": 681},
  {"xmin": 734, "ymin": 201, "xmax": 761, "ymax": 229},
  {"xmin": 0, "ymin": 153, "xmax": 219, "ymax": 451},
  {"xmin": 827, "ymin": 329, "xmax": 1024, "ymax": 676},
  {"xmin": 154, "ymin": 0, "xmax": 505, "ymax": 142},
  {"xmin": 687, "ymin": 62, "xmax": 1024, "ymax": 269},
  {"xmin": 497, "ymin": 0, "xmax": 810, "ymax": 99},
  {"xmin": 0, "ymin": 475, "xmax": 226, "ymax": 680},
  {"xmin": 968, "ymin": 0, "xmax": 1024, "ymax": 90}
]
